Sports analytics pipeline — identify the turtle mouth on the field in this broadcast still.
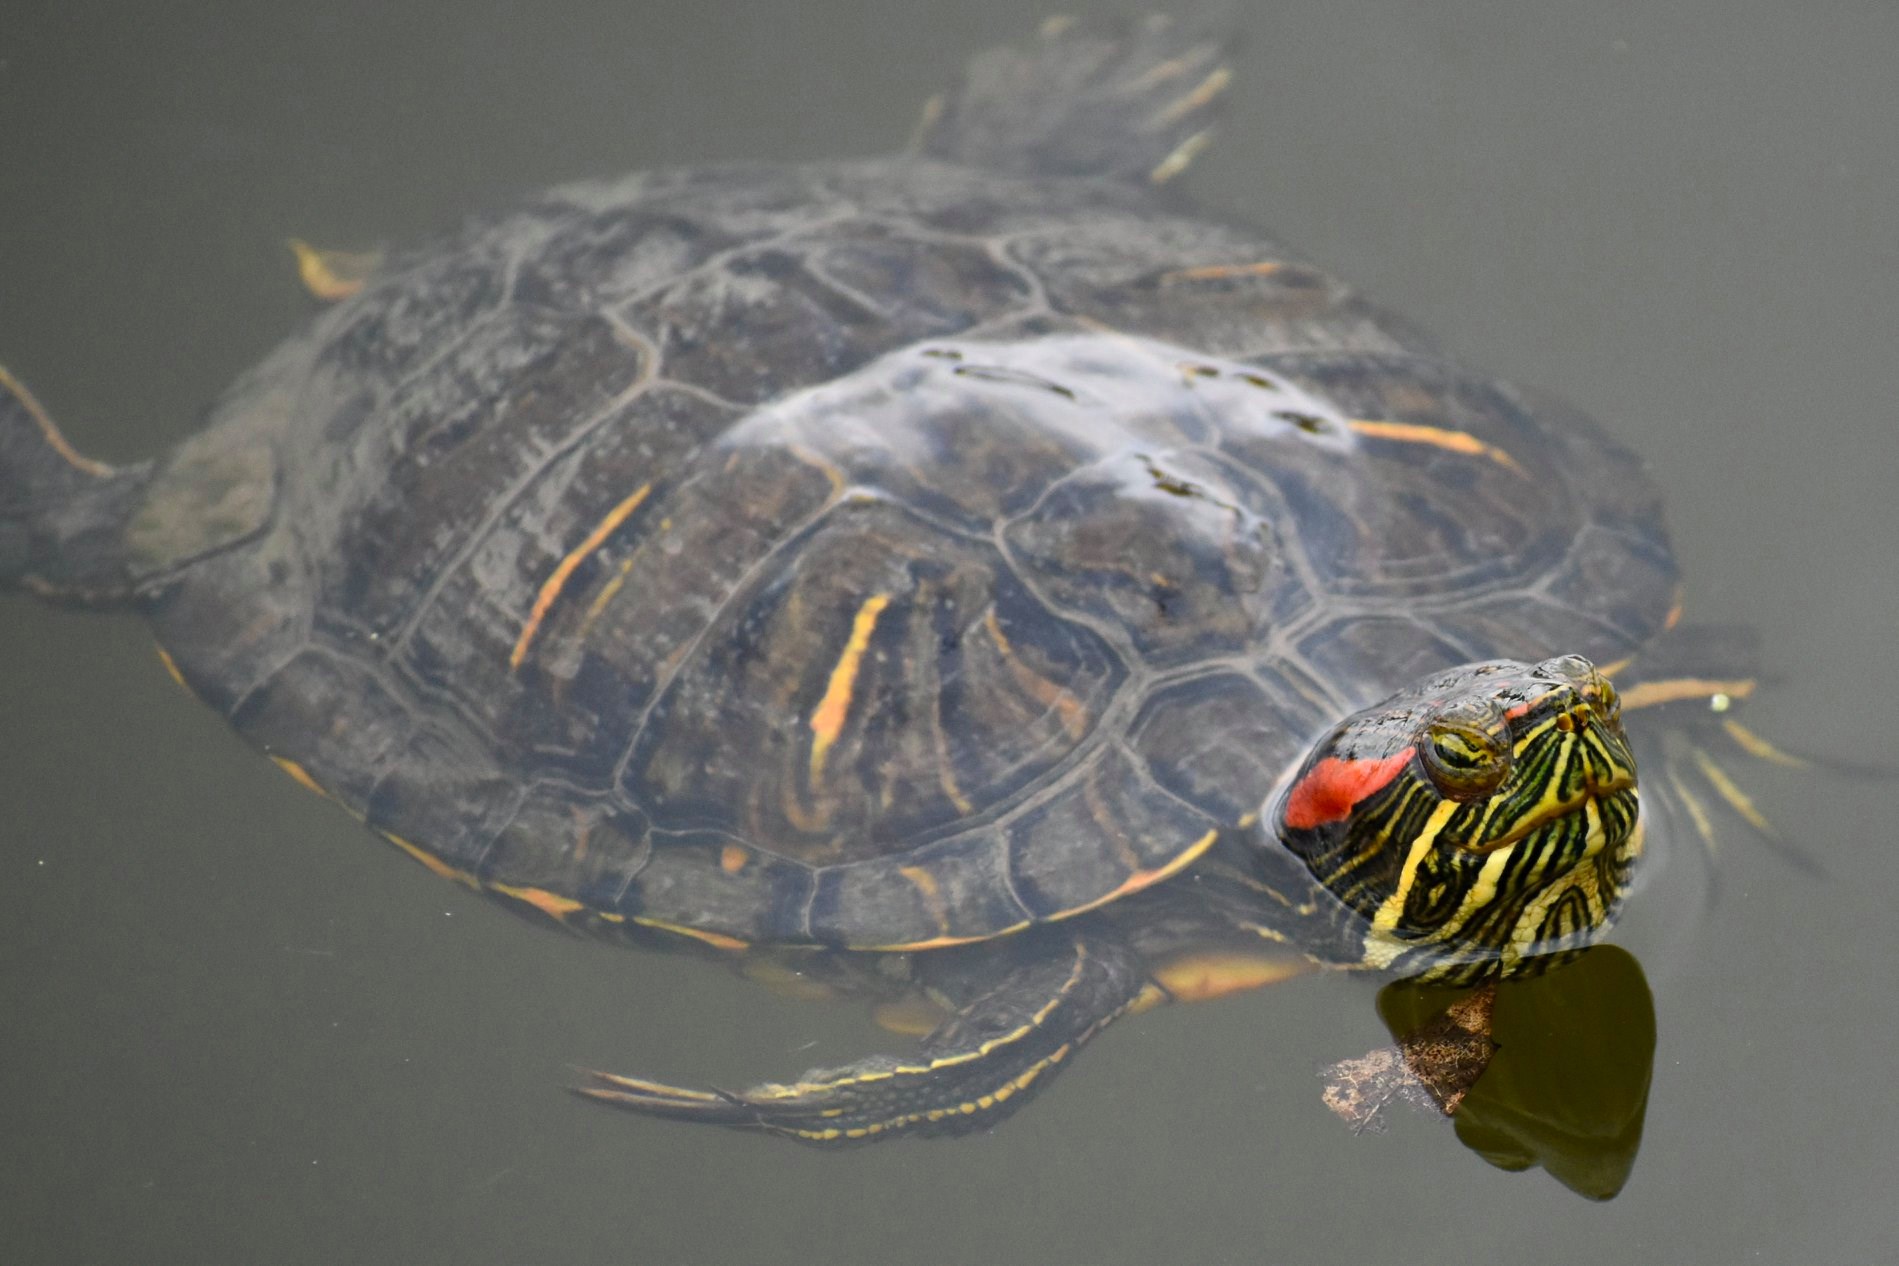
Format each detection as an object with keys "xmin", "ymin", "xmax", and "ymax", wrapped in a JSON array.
[{"xmin": 1460, "ymin": 779, "xmax": 1638, "ymax": 856}]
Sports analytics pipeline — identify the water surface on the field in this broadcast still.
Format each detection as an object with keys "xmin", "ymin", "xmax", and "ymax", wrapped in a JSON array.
[{"xmin": 3, "ymin": 2, "xmax": 1895, "ymax": 1262}]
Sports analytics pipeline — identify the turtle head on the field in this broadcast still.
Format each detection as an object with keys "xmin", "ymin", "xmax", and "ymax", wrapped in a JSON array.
[{"xmin": 1273, "ymin": 655, "xmax": 1641, "ymax": 980}]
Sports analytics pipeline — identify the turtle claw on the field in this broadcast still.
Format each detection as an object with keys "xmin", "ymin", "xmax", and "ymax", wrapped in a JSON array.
[
  {"xmin": 573, "ymin": 1059, "xmax": 952, "ymax": 1143},
  {"xmin": 571, "ymin": 1069, "xmax": 752, "ymax": 1123}
]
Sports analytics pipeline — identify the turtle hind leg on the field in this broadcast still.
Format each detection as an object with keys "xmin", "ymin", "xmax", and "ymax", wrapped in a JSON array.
[
  {"xmin": 916, "ymin": 14, "xmax": 1237, "ymax": 185},
  {"xmin": 576, "ymin": 930, "xmax": 1147, "ymax": 1144},
  {"xmin": 0, "ymin": 366, "xmax": 153, "ymax": 606}
]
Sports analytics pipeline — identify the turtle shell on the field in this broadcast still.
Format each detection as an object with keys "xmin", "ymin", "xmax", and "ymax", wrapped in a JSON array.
[{"xmin": 144, "ymin": 158, "xmax": 1677, "ymax": 951}]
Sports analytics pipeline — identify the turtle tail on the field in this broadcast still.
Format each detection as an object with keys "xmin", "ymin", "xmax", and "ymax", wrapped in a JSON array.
[
  {"xmin": 0, "ymin": 366, "xmax": 152, "ymax": 606},
  {"xmin": 913, "ymin": 13, "xmax": 1238, "ymax": 185}
]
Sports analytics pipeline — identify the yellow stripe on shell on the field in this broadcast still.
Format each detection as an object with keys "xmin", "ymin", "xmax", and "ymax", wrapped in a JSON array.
[
  {"xmin": 489, "ymin": 882, "xmax": 587, "ymax": 922},
  {"xmin": 809, "ymin": 593, "xmax": 892, "ymax": 784},
  {"xmin": 859, "ymin": 922, "xmax": 1034, "ymax": 953},
  {"xmin": 286, "ymin": 238, "xmax": 378, "ymax": 302},
  {"xmin": 1347, "ymin": 419, "xmax": 1524, "ymax": 474},
  {"xmin": 982, "ymin": 607, "xmax": 1090, "ymax": 739},
  {"xmin": 510, "ymin": 483, "xmax": 653, "ymax": 671},
  {"xmin": 270, "ymin": 755, "xmax": 330, "ymax": 800},
  {"xmin": 628, "ymin": 915, "xmax": 751, "ymax": 952},
  {"xmin": 842, "ymin": 825, "xmax": 1223, "ymax": 953},
  {"xmin": 899, "ymin": 864, "xmax": 952, "ymax": 938},
  {"xmin": 1158, "ymin": 260, "xmax": 1284, "ymax": 286},
  {"xmin": 154, "ymin": 644, "xmax": 192, "ymax": 692},
  {"xmin": 572, "ymin": 554, "xmax": 638, "ymax": 649},
  {"xmin": 919, "ymin": 617, "xmax": 975, "ymax": 814},
  {"xmin": 1050, "ymin": 827, "xmax": 1221, "ymax": 921},
  {"xmin": 382, "ymin": 832, "xmax": 480, "ymax": 888}
]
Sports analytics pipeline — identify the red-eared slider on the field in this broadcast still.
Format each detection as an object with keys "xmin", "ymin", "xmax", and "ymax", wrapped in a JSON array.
[{"xmin": 2, "ymin": 18, "xmax": 1724, "ymax": 1144}]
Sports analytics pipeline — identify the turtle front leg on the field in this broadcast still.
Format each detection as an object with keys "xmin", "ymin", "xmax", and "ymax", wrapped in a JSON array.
[{"xmin": 576, "ymin": 930, "xmax": 1148, "ymax": 1144}]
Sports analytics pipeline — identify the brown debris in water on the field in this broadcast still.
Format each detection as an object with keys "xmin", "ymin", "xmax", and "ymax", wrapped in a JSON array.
[{"xmin": 1320, "ymin": 983, "xmax": 1498, "ymax": 1132}]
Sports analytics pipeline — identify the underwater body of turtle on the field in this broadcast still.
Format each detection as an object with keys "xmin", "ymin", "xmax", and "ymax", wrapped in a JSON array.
[{"xmin": 3, "ymin": 18, "xmax": 1726, "ymax": 1144}]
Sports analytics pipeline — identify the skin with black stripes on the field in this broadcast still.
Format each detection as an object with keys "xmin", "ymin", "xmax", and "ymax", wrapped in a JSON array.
[{"xmin": 0, "ymin": 20, "xmax": 1684, "ymax": 1142}]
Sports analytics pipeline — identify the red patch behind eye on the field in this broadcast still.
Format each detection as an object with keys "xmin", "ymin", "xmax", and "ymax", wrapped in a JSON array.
[{"xmin": 1281, "ymin": 752, "xmax": 1414, "ymax": 831}]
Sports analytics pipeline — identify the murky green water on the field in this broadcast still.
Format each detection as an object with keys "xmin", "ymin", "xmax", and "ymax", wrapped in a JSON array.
[{"xmin": 3, "ymin": 2, "xmax": 1895, "ymax": 1262}]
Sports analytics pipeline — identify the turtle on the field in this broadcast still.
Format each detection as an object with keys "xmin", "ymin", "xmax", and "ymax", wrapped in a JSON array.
[{"xmin": 0, "ymin": 17, "xmax": 1751, "ymax": 1145}]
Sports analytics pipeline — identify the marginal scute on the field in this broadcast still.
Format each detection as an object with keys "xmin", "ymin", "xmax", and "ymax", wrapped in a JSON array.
[
  {"xmin": 360, "ymin": 730, "xmax": 521, "ymax": 854},
  {"xmin": 315, "ymin": 237, "xmax": 510, "ymax": 379},
  {"xmin": 509, "ymin": 206, "xmax": 738, "ymax": 311},
  {"xmin": 478, "ymin": 789, "xmax": 653, "ymax": 913},
  {"xmin": 620, "ymin": 827, "xmax": 817, "ymax": 946},
  {"xmin": 807, "ymin": 832, "xmax": 1031, "ymax": 948},
  {"xmin": 1004, "ymin": 745, "xmax": 1221, "ymax": 919},
  {"xmin": 229, "ymin": 648, "xmax": 417, "ymax": 810}
]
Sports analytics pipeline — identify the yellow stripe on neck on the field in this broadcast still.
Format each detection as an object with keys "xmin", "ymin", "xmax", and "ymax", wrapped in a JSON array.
[{"xmin": 1367, "ymin": 799, "xmax": 1458, "ymax": 944}]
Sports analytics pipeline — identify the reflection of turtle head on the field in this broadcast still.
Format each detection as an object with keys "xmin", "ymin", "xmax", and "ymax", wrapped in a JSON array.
[{"xmin": 1275, "ymin": 655, "xmax": 1641, "ymax": 979}]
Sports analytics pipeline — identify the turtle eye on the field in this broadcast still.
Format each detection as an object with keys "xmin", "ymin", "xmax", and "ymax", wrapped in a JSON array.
[
  {"xmin": 1421, "ymin": 706, "xmax": 1510, "ymax": 801},
  {"xmin": 1590, "ymin": 676, "xmax": 1622, "ymax": 726}
]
